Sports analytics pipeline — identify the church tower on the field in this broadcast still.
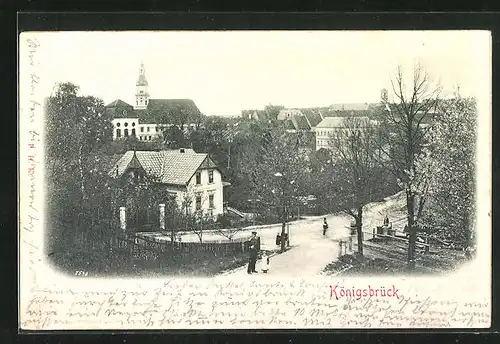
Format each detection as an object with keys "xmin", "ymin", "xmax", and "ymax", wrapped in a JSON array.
[{"xmin": 134, "ymin": 62, "xmax": 149, "ymax": 110}]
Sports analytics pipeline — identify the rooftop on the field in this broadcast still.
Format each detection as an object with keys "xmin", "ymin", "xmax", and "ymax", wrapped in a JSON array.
[
  {"xmin": 316, "ymin": 116, "xmax": 372, "ymax": 128},
  {"xmin": 109, "ymin": 149, "xmax": 218, "ymax": 186}
]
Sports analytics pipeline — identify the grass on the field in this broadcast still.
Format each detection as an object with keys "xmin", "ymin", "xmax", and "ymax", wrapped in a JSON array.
[
  {"xmin": 49, "ymin": 245, "xmax": 283, "ymax": 278},
  {"xmin": 323, "ymin": 238, "xmax": 472, "ymax": 276}
]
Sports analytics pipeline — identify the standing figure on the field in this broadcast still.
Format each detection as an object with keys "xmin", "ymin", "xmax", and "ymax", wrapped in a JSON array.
[
  {"xmin": 323, "ymin": 217, "xmax": 328, "ymax": 236},
  {"xmin": 384, "ymin": 215, "xmax": 389, "ymax": 226},
  {"xmin": 247, "ymin": 231, "xmax": 259, "ymax": 274},
  {"xmin": 261, "ymin": 253, "xmax": 271, "ymax": 273}
]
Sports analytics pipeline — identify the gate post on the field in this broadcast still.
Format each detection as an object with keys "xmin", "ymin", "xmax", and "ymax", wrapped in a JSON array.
[
  {"xmin": 120, "ymin": 207, "xmax": 127, "ymax": 233},
  {"xmin": 159, "ymin": 204, "xmax": 166, "ymax": 231}
]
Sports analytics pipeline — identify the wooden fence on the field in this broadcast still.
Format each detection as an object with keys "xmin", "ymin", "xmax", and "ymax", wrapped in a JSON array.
[{"xmin": 114, "ymin": 234, "xmax": 259, "ymax": 262}]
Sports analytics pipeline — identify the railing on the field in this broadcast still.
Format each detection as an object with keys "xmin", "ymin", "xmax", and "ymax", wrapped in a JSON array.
[{"xmin": 113, "ymin": 233, "xmax": 258, "ymax": 262}]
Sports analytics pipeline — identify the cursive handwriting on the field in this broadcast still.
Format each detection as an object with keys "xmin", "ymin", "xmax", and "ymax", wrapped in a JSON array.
[{"xmin": 20, "ymin": 279, "xmax": 491, "ymax": 330}]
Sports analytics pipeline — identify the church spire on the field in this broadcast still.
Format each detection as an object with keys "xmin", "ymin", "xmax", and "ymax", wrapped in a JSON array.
[{"xmin": 134, "ymin": 62, "xmax": 149, "ymax": 110}]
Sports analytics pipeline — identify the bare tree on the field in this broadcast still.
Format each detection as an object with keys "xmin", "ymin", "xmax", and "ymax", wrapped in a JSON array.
[
  {"xmin": 178, "ymin": 183, "xmax": 215, "ymax": 243},
  {"xmin": 378, "ymin": 63, "xmax": 441, "ymax": 269},
  {"xmin": 329, "ymin": 117, "xmax": 387, "ymax": 256},
  {"xmin": 214, "ymin": 225, "xmax": 244, "ymax": 241}
]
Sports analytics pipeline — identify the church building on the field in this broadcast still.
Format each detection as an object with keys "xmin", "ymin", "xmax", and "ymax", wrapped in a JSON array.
[{"xmin": 105, "ymin": 63, "xmax": 202, "ymax": 141}]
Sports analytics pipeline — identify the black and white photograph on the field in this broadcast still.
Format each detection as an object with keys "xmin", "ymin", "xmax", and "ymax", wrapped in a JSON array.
[{"xmin": 19, "ymin": 29, "xmax": 491, "ymax": 330}]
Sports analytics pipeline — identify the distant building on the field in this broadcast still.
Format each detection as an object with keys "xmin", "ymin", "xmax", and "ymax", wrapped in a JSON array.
[
  {"xmin": 105, "ymin": 63, "xmax": 202, "ymax": 141},
  {"xmin": 315, "ymin": 116, "xmax": 378, "ymax": 151},
  {"xmin": 109, "ymin": 148, "xmax": 228, "ymax": 218}
]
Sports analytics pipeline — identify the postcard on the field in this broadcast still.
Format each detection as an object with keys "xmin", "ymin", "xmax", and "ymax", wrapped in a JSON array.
[{"xmin": 18, "ymin": 30, "xmax": 491, "ymax": 330}]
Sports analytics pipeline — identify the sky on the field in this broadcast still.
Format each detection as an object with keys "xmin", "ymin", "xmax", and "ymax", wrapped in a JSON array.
[{"xmin": 26, "ymin": 30, "xmax": 491, "ymax": 116}]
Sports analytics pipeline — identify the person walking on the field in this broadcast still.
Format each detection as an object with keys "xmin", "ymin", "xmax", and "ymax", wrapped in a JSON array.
[
  {"xmin": 323, "ymin": 217, "xmax": 328, "ymax": 236},
  {"xmin": 247, "ymin": 231, "xmax": 259, "ymax": 274}
]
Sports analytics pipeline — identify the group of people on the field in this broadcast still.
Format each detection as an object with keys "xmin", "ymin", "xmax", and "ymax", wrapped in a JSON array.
[
  {"xmin": 246, "ymin": 231, "xmax": 270, "ymax": 274},
  {"xmin": 246, "ymin": 217, "xmax": 331, "ymax": 275}
]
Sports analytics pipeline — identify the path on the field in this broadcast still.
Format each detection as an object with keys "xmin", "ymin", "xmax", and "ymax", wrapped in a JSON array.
[
  {"xmin": 219, "ymin": 214, "xmax": 351, "ymax": 277},
  {"xmin": 217, "ymin": 192, "xmax": 408, "ymax": 278}
]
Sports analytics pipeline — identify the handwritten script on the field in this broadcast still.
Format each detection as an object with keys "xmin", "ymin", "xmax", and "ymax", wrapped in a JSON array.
[
  {"xmin": 21, "ymin": 35, "xmax": 42, "ymax": 289},
  {"xmin": 20, "ymin": 279, "xmax": 490, "ymax": 330}
]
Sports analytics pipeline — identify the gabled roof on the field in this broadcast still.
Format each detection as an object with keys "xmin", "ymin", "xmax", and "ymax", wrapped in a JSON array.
[
  {"xmin": 105, "ymin": 99, "xmax": 134, "ymax": 108},
  {"xmin": 323, "ymin": 109, "xmax": 371, "ymax": 118},
  {"xmin": 294, "ymin": 115, "xmax": 311, "ymax": 131},
  {"xmin": 284, "ymin": 120, "xmax": 296, "ymax": 131},
  {"xmin": 108, "ymin": 149, "xmax": 217, "ymax": 186},
  {"xmin": 147, "ymin": 99, "xmax": 199, "ymax": 113},
  {"xmin": 330, "ymin": 103, "xmax": 372, "ymax": 111},
  {"xmin": 316, "ymin": 116, "xmax": 371, "ymax": 128},
  {"xmin": 104, "ymin": 99, "xmax": 139, "ymax": 118},
  {"xmin": 140, "ymin": 99, "xmax": 201, "ymax": 123},
  {"xmin": 301, "ymin": 109, "xmax": 323, "ymax": 127},
  {"xmin": 97, "ymin": 154, "xmax": 124, "ymax": 177}
]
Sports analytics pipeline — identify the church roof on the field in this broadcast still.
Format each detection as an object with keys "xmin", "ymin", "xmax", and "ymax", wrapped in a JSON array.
[
  {"xmin": 147, "ymin": 99, "xmax": 199, "ymax": 113},
  {"xmin": 105, "ymin": 99, "xmax": 133, "ymax": 108},
  {"xmin": 104, "ymin": 99, "xmax": 139, "ymax": 118},
  {"xmin": 140, "ymin": 99, "xmax": 201, "ymax": 123},
  {"xmin": 108, "ymin": 149, "xmax": 219, "ymax": 186}
]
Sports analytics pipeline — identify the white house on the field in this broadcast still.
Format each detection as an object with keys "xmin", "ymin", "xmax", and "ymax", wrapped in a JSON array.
[{"xmin": 108, "ymin": 148, "xmax": 228, "ymax": 218}]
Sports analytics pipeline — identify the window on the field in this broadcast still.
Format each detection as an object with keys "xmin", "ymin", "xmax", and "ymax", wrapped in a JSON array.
[
  {"xmin": 124, "ymin": 129, "xmax": 129, "ymax": 137},
  {"xmin": 196, "ymin": 195, "xmax": 202, "ymax": 210},
  {"xmin": 116, "ymin": 129, "xmax": 121, "ymax": 138},
  {"xmin": 209, "ymin": 194, "xmax": 214, "ymax": 209},
  {"xmin": 132, "ymin": 122, "xmax": 135, "ymax": 127},
  {"xmin": 124, "ymin": 122, "xmax": 128, "ymax": 127},
  {"xmin": 208, "ymin": 170, "xmax": 214, "ymax": 183},
  {"xmin": 147, "ymin": 127, "xmax": 150, "ymax": 132},
  {"xmin": 148, "ymin": 136, "xmax": 151, "ymax": 141},
  {"xmin": 196, "ymin": 172, "xmax": 201, "ymax": 185},
  {"xmin": 116, "ymin": 122, "xmax": 121, "ymax": 127},
  {"xmin": 140, "ymin": 90, "xmax": 144, "ymax": 94},
  {"xmin": 131, "ymin": 128, "xmax": 136, "ymax": 136},
  {"xmin": 140, "ymin": 127, "xmax": 144, "ymax": 132}
]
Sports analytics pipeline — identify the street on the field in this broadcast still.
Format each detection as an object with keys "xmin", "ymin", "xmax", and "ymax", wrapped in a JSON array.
[
  {"xmin": 219, "ymin": 214, "xmax": 352, "ymax": 277},
  {"xmin": 218, "ymin": 192, "xmax": 406, "ymax": 277}
]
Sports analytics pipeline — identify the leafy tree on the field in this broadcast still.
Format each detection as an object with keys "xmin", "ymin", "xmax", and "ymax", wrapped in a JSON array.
[
  {"xmin": 45, "ymin": 82, "xmax": 113, "ymax": 249},
  {"xmin": 416, "ymin": 96, "xmax": 476, "ymax": 246},
  {"xmin": 264, "ymin": 104, "xmax": 285, "ymax": 120},
  {"xmin": 163, "ymin": 125, "xmax": 186, "ymax": 149}
]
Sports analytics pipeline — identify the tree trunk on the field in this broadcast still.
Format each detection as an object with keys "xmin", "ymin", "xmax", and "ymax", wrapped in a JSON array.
[
  {"xmin": 78, "ymin": 145, "xmax": 85, "ymax": 202},
  {"xmin": 280, "ymin": 222, "xmax": 286, "ymax": 253},
  {"xmin": 356, "ymin": 207, "xmax": 364, "ymax": 256},
  {"xmin": 280, "ymin": 206, "xmax": 286, "ymax": 253},
  {"xmin": 407, "ymin": 191, "xmax": 416, "ymax": 270}
]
